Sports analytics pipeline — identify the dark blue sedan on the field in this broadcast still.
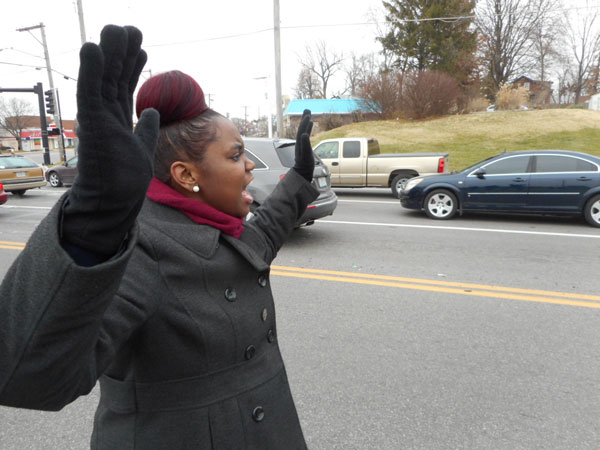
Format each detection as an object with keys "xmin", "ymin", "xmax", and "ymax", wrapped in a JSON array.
[{"xmin": 400, "ymin": 150, "xmax": 600, "ymax": 227}]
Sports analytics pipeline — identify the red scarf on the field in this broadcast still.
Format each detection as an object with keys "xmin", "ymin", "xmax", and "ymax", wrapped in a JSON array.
[{"xmin": 146, "ymin": 177, "xmax": 244, "ymax": 238}]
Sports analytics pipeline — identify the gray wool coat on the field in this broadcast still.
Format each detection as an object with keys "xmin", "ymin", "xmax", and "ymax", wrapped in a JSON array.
[{"xmin": 0, "ymin": 169, "xmax": 318, "ymax": 450}]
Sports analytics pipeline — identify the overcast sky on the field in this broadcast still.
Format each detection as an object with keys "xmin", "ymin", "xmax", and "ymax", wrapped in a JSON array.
[{"xmin": 0, "ymin": 0, "xmax": 385, "ymax": 122}]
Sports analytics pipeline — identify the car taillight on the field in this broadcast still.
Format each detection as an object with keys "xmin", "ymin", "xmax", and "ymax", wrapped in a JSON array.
[
  {"xmin": 437, "ymin": 157, "xmax": 445, "ymax": 173},
  {"xmin": 0, "ymin": 183, "xmax": 3, "ymax": 191}
]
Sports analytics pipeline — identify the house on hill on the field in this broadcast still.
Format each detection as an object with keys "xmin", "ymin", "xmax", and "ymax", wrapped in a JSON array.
[
  {"xmin": 510, "ymin": 76, "xmax": 553, "ymax": 105},
  {"xmin": 283, "ymin": 98, "xmax": 376, "ymax": 136}
]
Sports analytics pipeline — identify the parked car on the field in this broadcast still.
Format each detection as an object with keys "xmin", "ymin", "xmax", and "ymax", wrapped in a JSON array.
[
  {"xmin": 243, "ymin": 137, "xmax": 337, "ymax": 226},
  {"xmin": 0, "ymin": 183, "xmax": 7, "ymax": 205},
  {"xmin": 46, "ymin": 156, "xmax": 78, "ymax": 187},
  {"xmin": 0, "ymin": 155, "xmax": 46, "ymax": 196},
  {"xmin": 400, "ymin": 150, "xmax": 600, "ymax": 227}
]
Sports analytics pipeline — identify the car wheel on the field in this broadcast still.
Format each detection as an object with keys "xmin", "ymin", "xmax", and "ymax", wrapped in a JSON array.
[
  {"xmin": 12, "ymin": 190, "xmax": 26, "ymax": 196},
  {"xmin": 424, "ymin": 189, "xmax": 457, "ymax": 220},
  {"xmin": 391, "ymin": 173, "xmax": 414, "ymax": 198},
  {"xmin": 584, "ymin": 194, "xmax": 600, "ymax": 227},
  {"xmin": 48, "ymin": 171, "xmax": 63, "ymax": 187}
]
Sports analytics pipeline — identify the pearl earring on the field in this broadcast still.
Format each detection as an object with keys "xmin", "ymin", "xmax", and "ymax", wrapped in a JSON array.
[{"xmin": 193, "ymin": 185, "xmax": 200, "ymax": 193}]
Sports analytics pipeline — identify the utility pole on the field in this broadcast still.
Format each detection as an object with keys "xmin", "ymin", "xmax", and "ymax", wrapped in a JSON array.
[
  {"xmin": 54, "ymin": 89, "xmax": 67, "ymax": 162},
  {"xmin": 273, "ymin": 0, "xmax": 283, "ymax": 137},
  {"xmin": 76, "ymin": 0, "xmax": 87, "ymax": 45},
  {"xmin": 17, "ymin": 23, "xmax": 65, "ymax": 159},
  {"xmin": 207, "ymin": 93, "xmax": 214, "ymax": 108}
]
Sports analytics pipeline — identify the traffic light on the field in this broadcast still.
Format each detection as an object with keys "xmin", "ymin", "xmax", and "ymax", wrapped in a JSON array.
[
  {"xmin": 44, "ymin": 89, "xmax": 55, "ymax": 115},
  {"xmin": 48, "ymin": 127, "xmax": 61, "ymax": 136}
]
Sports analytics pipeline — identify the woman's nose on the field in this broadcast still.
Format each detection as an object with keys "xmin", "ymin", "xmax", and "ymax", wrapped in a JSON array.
[{"xmin": 245, "ymin": 156, "xmax": 255, "ymax": 171}]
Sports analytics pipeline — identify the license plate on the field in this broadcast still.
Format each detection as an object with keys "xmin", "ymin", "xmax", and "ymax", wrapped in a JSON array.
[
  {"xmin": 317, "ymin": 177, "xmax": 327, "ymax": 188},
  {"xmin": 16, "ymin": 172, "xmax": 26, "ymax": 177}
]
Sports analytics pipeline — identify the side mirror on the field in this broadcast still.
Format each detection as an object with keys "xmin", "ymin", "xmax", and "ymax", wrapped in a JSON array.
[{"xmin": 474, "ymin": 168, "xmax": 486, "ymax": 178}]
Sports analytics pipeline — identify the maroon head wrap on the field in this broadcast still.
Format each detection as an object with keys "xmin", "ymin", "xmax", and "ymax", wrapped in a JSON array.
[{"xmin": 136, "ymin": 70, "xmax": 209, "ymax": 126}]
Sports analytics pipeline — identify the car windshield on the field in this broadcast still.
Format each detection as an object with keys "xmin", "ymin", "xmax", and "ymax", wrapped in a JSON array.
[
  {"xmin": 460, "ymin": 155, "xmax": 498, "ymax": 173},
  {"xmin": 0, "ymin": 156, "xmax": 39, "ymax": 169}
]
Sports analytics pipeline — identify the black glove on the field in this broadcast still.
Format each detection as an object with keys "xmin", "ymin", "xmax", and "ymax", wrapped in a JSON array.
[
  {"xmin": 293, "ymin": 109, "xmax": 314, "ymax": 182},
  {"xmin": 62, "ymin": 25, "xmax": 159, "ymax": 258}
]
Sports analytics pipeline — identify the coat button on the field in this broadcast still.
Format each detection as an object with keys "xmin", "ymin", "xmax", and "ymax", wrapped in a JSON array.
[
  {"xmin": 252, "ymin": 406, "xmax": 264, "ymax": 422},
  {"xmin": 258, "ymin": 275, "xmax": 267, "ymax": 287},
  {"xmin": 261, "ymin": 308, "xmax": 268, "ymax": 322},
  {"xmin": 267, "ymin": 329, "xmax": 275, "ymax": 343},
  {"xmin": 224, "ymin": 288, "xmax": 237, "ymax": 302},
  {"xmin": 245, "ymin": 345, "xmax": 256, "ymax": 360}
]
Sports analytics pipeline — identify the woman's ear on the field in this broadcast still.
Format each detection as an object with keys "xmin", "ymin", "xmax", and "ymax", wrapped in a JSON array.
[{"xmin": 170, "ymin": 161, "xmax": 198, "ymax": 194}]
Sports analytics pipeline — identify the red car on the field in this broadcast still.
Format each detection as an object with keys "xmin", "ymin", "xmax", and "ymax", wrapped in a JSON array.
[{"xmin": 0, "ymin": 183, "xmax": 7, "ymax": 205}]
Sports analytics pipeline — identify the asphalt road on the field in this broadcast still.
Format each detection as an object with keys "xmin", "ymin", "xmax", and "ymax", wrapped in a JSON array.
[{"xmin": 1, "ymin": 186, "xmax": 599, "ymax": 449}]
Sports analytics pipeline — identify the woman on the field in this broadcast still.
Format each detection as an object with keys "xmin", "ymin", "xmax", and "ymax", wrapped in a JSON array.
[{"xmin": 0, "ymin": 25, "xmax": 316, "ymax": 449}]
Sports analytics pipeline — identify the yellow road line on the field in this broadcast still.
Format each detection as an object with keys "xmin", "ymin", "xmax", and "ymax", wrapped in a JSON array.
[
  {"xmin": 271, "ymin": 270, "xmax": 600, "ymax": 309},
  {"xmin": 272, "ymin": 265, "xmax": 600, "ymax": 302},
  {"xmin": 2, "ymin": 242, "xmax": 596, "ymax": 308},
  {"xmin": 0, "ymin": 241, "xmax": 25, "ymax": 250}
]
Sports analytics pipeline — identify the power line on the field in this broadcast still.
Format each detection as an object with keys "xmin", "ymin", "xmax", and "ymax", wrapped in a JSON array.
[{"xmin": 0, "ymin": 61, "xmax": 76, "ymax": 80}]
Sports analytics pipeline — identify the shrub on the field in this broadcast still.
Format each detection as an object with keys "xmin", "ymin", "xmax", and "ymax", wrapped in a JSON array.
[
  {"xmin": 402, "ymin": 70, "xmax": 461, "ymax": 119},
  {"xmin": 463, "ymin": 96, "xmax": 489, "ymax": 113},
  {"xmin": 321, "ymin": 113, "xmax": 344, "ymax": 131},
  {"xmin": 357, "ymin": 70, "xmax": 404, "ymax": 119},
  {"xmin": 496, "ymin": 84, "xmax": 529, "ymax": 110}
]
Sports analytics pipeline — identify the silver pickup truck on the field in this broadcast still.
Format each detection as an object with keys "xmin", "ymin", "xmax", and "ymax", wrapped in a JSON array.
[{"xmin": 313, "ymin": 137, "xmax": 449, "ymax": 197}]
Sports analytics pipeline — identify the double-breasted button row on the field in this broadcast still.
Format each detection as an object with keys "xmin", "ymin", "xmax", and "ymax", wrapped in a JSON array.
[
  {"xmin": 245, "ymin": 345, "xmax": 256, "ymax": 360},
  {"xmin": 252, "ymin": 406, "xmax": 264, "ymax": 422},
  {"xmin": 267, "ymin": 329, "xmax": 275, "ymax": 343},
  {"xmin": 224, "ymin": 288, "xmax": 237, "ymax": 302},
  {"xmin": 258, "ymin": 275, "xmax": 267, "ymax": 287}
]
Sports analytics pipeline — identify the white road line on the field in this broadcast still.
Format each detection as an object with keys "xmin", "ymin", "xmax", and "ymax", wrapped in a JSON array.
[
  {"xmin": 338, "ymin": 199, "xmax": 397, "ymax": 204},
  {"xmin": 1, "ymin": 205, "xmax": 52, "ymax": 210},
  {"xmin": 317, "ymin": 219, "xmax": 600, "ymax": 239},
  {"xmin": 30, "ymin": 191, "xmax": 66, "ymax": 196}
]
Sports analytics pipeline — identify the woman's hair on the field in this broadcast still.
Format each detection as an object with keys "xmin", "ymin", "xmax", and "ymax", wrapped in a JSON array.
[{"xmin": 136, "ymin": 70, "xmax": 224, "ymax": 183}]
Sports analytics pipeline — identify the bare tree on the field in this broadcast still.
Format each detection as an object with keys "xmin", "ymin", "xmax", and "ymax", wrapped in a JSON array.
[
  {"xmin": 294, "ymin": 68, "xmax": 321, "ymax": 99},
  {"xmin": 553, "ymin": 53, "xmax": 574, "ymax": 104},
  {"xmin": 300, "ymin": 41, "xmax": 344, "ymax": 98},
  {"xmin": 341, "ymin": 53, "xmax": 379, "ymax": 97},
  {"xmin": 584, "ymin": 53, "xmax": 600, "ymax": 96},
  {"xmin": 530, "ymin": 0, "xmax": 563, "ymax": 82},
  {"xmin": 565, "ymin": 3, "xmax": 600, "ymax": 104},
  {"xmin": 476, "ymin": 0, "xmax": 548, "ymax": 98},
  {"xmin": 0, "ymin": 98, "xmax": 34, "ymax": 151}
]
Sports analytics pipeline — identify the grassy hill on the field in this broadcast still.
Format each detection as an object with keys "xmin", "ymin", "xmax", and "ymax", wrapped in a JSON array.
[{"xmin": 312, "ymin": 109, "xmax": 600, "ymax": 171}]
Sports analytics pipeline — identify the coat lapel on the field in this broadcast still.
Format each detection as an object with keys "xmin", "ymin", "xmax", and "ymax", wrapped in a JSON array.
[
  {"xmin": 221, "ymin": 234, "xmax": 269, "ymax": 272},
  {"xmin": 142, "ymin": 200, "xmax": 269, "ymax": 271}
]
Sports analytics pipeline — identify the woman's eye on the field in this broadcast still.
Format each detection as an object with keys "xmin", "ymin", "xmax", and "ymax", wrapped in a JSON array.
[{"xmin": 232, "ymin": 153, "xmax": 241, "ymax": 161}]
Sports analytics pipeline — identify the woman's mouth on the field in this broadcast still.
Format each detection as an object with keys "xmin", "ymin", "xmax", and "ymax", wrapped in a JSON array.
[
  {"xmin": 242, "ymin": 189, "xmax": 253, "ymax": 204},
  {"xmin": 242, "ymin": 177, "xmax": 254, "ymax": 204}
]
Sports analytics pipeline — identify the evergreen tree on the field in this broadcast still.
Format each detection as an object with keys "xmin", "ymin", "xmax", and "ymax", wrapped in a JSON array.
[{"xmin": 379, "ymin": 0, "xmax": 477, "ymax": 85}]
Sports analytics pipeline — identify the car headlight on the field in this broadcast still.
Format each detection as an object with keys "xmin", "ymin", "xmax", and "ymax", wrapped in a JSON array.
[{"xmin": 404, "ymin": 178, "xmax": 423, "ymax": 191}]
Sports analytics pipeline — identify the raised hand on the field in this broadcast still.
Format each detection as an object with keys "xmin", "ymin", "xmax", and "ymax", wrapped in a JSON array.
[
  {"xmin": 293, "ymin": 109, "xmax": 314, "ymax": 182},
  {"xmin": 62, "ymin": 25, "xmax": 159, "ymax": 258}
]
